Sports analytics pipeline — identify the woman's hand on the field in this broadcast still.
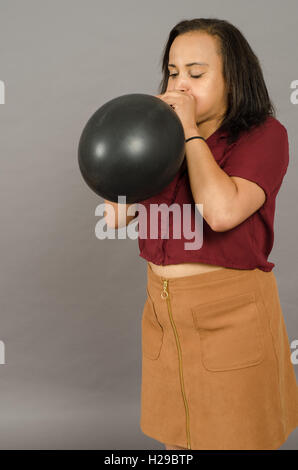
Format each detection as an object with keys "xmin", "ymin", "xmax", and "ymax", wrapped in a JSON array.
[{"xmin": 154, "ymin": 90, "xmax": 198, "ymax": 136}]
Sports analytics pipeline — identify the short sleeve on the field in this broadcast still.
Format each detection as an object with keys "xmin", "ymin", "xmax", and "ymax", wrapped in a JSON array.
[{"xmin": 223, "ymin": 118, "xmax": 289, "ymax": 201}]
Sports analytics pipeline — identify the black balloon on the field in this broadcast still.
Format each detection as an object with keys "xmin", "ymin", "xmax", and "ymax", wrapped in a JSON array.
[{"xmin": 78, "ymin": 93, "xmax": 186, "ymax": 203}]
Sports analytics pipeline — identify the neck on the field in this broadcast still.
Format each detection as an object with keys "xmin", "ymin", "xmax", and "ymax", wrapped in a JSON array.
[{"xmin": 196, "ymin": 116, "xmax": 224, "ymax": 140}]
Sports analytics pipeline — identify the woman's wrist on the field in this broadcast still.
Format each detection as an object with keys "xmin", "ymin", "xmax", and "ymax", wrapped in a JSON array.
[{"xmin": 184, "ymin": 128, "xmax": 204, "ymax": 141}]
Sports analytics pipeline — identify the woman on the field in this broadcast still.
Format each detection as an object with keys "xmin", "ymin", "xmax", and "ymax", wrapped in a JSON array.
[{"xmin": 137, "ymin": 18, "xmax": 298, "ymax": 450}]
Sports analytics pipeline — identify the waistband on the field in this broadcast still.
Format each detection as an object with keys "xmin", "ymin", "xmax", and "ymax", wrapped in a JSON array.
[{"xmin": 147, "ymin": 262, "xmax": 264, "ymax": 292}]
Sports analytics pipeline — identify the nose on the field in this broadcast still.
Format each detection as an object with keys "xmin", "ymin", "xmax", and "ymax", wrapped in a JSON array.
[
  {"xmin": 167, "ymin": 76, "xmax": 192, "ymax": 94},
  {"xmin": 174, "ymin": 82, "xmax": 191, "ymax": 93}
]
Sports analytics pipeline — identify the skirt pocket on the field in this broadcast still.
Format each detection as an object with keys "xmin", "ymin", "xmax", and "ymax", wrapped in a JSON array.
[
  {"xmin": 191, "ymin": 291, "xmax": 265, "ymax": 372},
  {"xmin": 142, "ymin": 292, "xmax": 164, "ymax": 360}
]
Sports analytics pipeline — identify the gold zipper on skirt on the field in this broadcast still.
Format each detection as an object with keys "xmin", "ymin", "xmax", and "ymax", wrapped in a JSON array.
[{"xmin": 161, "ymin": 280, "xmax": 191, "ymax": 450}]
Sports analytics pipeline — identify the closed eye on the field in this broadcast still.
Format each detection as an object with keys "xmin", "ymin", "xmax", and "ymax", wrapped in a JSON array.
[{"xmin": 169, "ymin": 73, "xmax": 203, "ymax": 79}]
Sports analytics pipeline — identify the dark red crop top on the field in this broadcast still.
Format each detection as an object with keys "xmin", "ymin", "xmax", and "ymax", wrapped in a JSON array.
[{"xmin": 137, "ymin": 116, "xmax": 289, "ymax": 272}]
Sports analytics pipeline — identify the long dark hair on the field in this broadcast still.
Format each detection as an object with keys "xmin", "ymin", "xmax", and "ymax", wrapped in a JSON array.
[{"xmin": 157, "ymin": 18, "xmax": 276, "ymax": 145}]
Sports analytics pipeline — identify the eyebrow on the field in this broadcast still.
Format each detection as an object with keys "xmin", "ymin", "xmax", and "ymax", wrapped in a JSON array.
[{"xmin": 168, "ymin": 62, "xmax": 209, "ymax": 68}]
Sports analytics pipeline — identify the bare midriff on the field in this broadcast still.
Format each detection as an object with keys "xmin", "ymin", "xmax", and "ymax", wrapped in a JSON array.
[{"xmin": 148, "ymin": 260, "xmax": 229, "ymax": 278}]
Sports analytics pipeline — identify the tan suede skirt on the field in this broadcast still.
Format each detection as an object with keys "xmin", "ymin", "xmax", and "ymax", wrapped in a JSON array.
[{"xmin": 140, "ymin": 262, "xmax": 298, "ymax": 450}]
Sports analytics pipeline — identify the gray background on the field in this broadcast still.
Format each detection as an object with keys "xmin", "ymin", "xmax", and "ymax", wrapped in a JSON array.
[{"xmin": 0, "ymin": 0, "xmax": 297, "ymax": 450}]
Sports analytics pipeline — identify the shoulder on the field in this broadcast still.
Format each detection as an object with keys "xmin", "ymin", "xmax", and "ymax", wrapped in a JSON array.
[
  {"xmin": 236, "ymin": 117, "xmax": 288, "ymax": 145},
  {"xmin": 228, "ymin": 117, "xmax": 289, "ymax": 158},
  {"xmin": 262, "ymin": 116, "xmax": 288, "ymax": 137},
  {"xmin": 224, "ymin": 116, "xmax": 289, "ymax": 172}
]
